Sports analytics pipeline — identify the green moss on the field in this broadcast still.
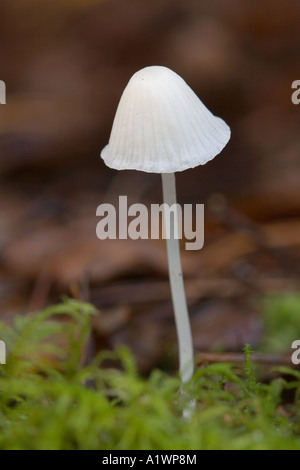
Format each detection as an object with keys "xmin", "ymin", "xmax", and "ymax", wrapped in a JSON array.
[
  {"xmin": 0, "ymin": 298, "xmax": 299, "ymax": 450},
  {"xmin": 261, "ymin": 294, "xmax": 300, "ymax": 354}
]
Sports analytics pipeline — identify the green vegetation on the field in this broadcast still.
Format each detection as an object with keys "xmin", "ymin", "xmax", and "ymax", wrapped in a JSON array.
[
  {"xmin": 261, "ymin": 293, "xmax": 300, "ymax": 353},
  {"xmin": 0, "ymin": 297, "xmax": 299, "ymax": 450}
]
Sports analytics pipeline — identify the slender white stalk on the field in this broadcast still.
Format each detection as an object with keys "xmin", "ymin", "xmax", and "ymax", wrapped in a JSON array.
[{"xmin": 161, "ymin": 172, "xmax": 194, "ymax": 383}]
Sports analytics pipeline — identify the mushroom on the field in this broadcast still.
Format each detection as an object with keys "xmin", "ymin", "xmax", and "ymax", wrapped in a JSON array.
[{"xmin": 101, "ymin": 66, "xmax": 230, "ymax": 383}]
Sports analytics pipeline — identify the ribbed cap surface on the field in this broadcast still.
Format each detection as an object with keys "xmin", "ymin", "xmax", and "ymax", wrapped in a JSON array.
[{"xmin": 101, "ymin": 66, "xmax": 230, "ymax": 173}]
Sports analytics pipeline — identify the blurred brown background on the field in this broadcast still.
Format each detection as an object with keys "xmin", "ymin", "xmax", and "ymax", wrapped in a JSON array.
[{"xmin": 0, "ymin": 0, "xmax": 299, "ymax": 373}]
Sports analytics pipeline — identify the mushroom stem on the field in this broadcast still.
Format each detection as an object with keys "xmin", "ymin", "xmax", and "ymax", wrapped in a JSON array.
[{"xmin": 161, "ymin": 172, "xmax": 194, "ymax": 383}]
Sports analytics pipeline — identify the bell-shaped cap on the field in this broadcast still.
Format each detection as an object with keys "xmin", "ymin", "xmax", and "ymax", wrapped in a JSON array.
[{"xmin": 101, "ymin": 66, "xmax": 230, "ymax": 173}]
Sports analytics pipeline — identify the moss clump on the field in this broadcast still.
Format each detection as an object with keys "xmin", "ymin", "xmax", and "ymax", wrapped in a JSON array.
[
  {"xmin": 0, "ymin": 298, "xmax": 299, "ymax": 450},
  {"xmin": 261, "ymin": 294, "xmax": 300, "ymax": 354}
]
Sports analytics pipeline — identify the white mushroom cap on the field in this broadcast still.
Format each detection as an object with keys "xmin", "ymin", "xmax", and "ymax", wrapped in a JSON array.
[{"xmin": 101, "ymin": 66, "xmax": 230, "ymax": 173}]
